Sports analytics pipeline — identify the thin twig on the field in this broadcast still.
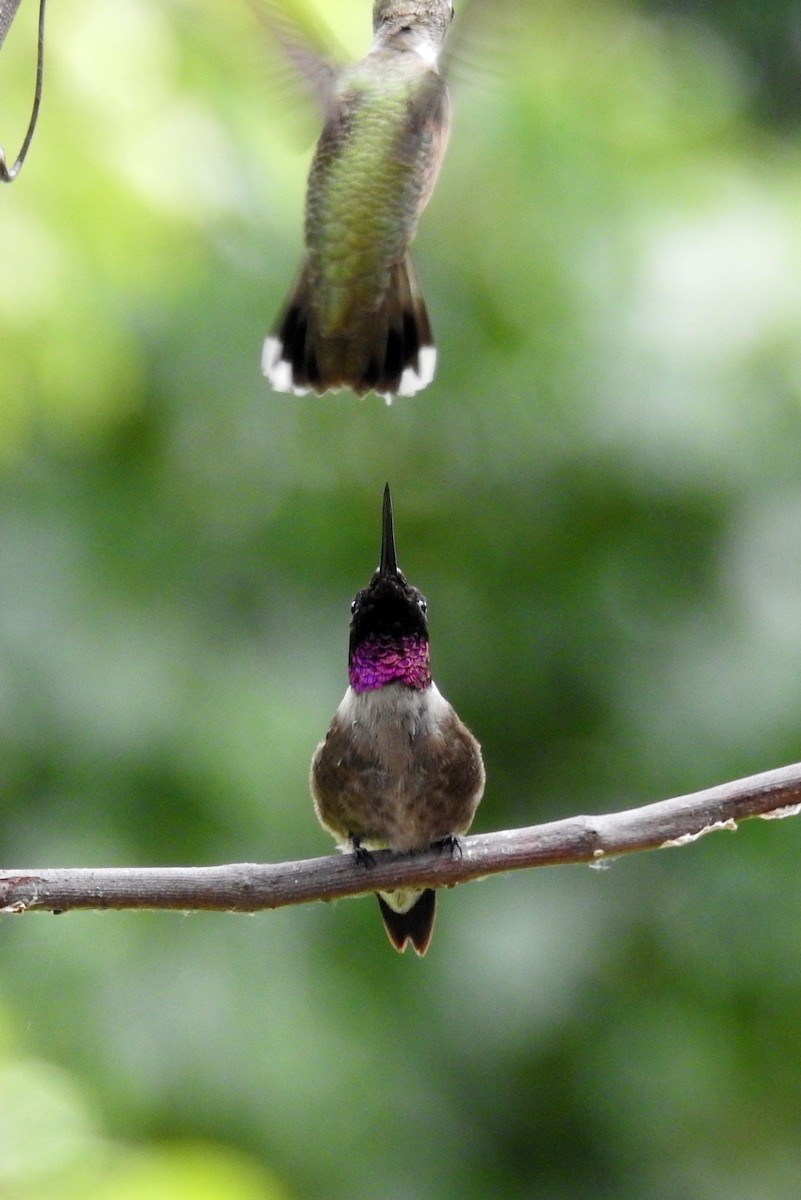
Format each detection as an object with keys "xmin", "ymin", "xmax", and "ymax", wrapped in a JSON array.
[
  {"xmin": 0, "ymin": 0, "xmax": 46, "ymax": 181},
  {"xmin": 2, "ymin": 761, "xmax": 801, "ymax": 916}
]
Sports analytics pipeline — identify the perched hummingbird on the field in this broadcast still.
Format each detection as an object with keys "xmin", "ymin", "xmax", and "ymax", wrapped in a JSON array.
[
  {"xmin": 311, "ymin": 484, "xmax": 485, "ymax": 954},
  {"xmin": 260, "ymin": 0, "xmax": 454, "ymax": 400}
]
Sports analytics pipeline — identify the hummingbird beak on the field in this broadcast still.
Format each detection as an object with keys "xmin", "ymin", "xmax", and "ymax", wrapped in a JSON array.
[{"xmin": 380, "ymin": 483, "xmax": 399, "ymax": 579}]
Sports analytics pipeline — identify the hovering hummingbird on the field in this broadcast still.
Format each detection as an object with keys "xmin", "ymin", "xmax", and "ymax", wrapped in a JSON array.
[
  {"xmin": 311, "ymin": 484, "xmax": 485, "ymax": 954},
  {"xmin": 259, "ymin": 0, "xmax": 454, "ymax": 400}
]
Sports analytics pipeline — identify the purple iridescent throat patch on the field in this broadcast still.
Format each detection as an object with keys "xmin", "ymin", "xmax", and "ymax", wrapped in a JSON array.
[{"xmin": 349, "ymin": 636, "xmax": 431, "ymax": 693}]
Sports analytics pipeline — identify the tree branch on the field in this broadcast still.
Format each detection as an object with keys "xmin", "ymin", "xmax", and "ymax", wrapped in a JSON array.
[{"xmin": 2, "ymin": 761, "xmax": 801, "ymax": 916}]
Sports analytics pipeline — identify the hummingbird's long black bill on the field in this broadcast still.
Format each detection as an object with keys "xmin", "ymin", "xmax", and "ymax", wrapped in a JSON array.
[{"xmin": 380, "ymin": 483, "xmax": 398, "ymax": 579}]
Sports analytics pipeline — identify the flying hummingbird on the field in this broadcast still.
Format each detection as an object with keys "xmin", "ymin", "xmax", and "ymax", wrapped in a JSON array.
[
  {"xmin": 311, "ymin": 484, "xmax": 485, "ymax": 954},
  {"xmin": 259, "ymin": 0, "xmax": 454, "ymax": 400}
]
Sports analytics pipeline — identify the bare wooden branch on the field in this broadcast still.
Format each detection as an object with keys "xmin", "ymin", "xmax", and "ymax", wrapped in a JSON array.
[{"xmin": 2, "ymin": 761, "xmax": 801, "ymax": 916}]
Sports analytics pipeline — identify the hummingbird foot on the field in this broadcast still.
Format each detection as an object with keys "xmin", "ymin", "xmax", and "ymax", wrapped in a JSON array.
[
  {"xmin": 433, "ymin": 834, "xmax": 463, "ymax": 858},
  {"xmin": 349, "ymin": 836, "xmax": 376, "ymax": 868}
]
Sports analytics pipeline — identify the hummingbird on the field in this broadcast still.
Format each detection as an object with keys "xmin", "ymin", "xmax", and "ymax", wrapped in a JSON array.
[
  {"xmin": 260, "ymin": 0, "xmax": 454, "ymax": 400},
  {"xmin": 310, "ymin": 484, "xmax": 485, "ymax": 954}
]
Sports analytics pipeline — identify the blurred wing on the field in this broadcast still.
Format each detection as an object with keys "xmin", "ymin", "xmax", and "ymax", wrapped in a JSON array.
[
  {"xmin": 440, "ymin": 0, "xmax": 523, "ymax": 86},
  {"xmin": 246, "ymin": 0, "xmax": 344, "ymax": 115},
  {"xmin": 0, "ymin": 0, "xmax": 25, "ymax": 48}
]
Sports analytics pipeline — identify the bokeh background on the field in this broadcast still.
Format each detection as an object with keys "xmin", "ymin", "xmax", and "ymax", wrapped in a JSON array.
[{"xmin": 3, "ymin": 0, "xmax": 801, "ymax": 1195}]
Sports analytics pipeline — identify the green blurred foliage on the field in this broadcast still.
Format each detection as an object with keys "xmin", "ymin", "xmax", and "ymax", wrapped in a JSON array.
[
  {"xmin": 0, "ymin": 1011, "xmax": 286, "ymax": 1199},
  {"xmin": 2, "ymin": 0, "xmax": 801, "ymax": 1196}
]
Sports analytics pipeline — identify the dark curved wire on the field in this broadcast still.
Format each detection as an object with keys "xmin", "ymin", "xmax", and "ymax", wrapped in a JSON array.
[{"xmin": 0, "ymin": 0, "xmax": 47, "ymax": 182}]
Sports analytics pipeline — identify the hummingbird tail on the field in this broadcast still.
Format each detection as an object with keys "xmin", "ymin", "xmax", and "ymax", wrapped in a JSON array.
[
  {"xmin": 262, "ymin": 253, "xmax": 436, "ymax": 399},
  {"xmin": 376, "ymin": 888, "xmax": 437, "ymax": 956}
]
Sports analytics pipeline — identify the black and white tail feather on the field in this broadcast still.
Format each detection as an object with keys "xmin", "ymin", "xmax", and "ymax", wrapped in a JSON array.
[
  {"xmin": 262, "ymin": 252, "xmax": 436, "ymax": 402},
  {"xmin": 377, "ymin": 888, "xmax": 437, "ymax": 956}
]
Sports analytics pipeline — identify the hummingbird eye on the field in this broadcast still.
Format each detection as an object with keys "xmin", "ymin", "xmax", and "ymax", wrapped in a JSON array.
[{"xmin": 417, "ymin": 595, "xmax": 427, "ymax": 614}]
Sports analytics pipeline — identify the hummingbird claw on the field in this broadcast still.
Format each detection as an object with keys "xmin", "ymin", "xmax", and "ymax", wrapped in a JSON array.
[
  {"xmin": 349, "ymin": 836, "xmax": 376, "ymax": 868},
  {"xmin": 434, "ymin": 834, "xmax": 462, "ymax": 858}
]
